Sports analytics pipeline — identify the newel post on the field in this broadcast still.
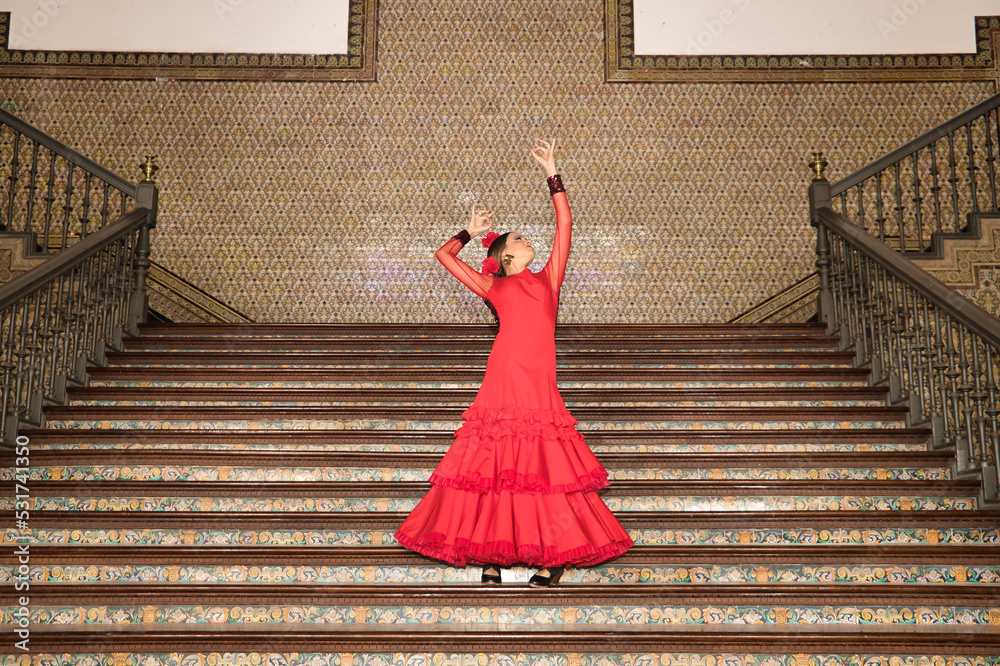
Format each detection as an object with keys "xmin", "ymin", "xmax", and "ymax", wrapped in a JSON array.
[
  {"xmin": 127, "ymin": 155, "xmax": 159, "ymax": 335},
  {"xmin": 808, "ymin": 150, "xmax": 835, "ymax": 334}
]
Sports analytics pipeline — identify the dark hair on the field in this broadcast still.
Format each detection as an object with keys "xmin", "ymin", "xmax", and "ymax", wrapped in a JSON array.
[
  {"xmin": 486, "ymin": 232, "xmax": 511, "ymax": 278},
  {"xmin": 484, "ymin": 232, "xmax": 510, "ymax": 327}
]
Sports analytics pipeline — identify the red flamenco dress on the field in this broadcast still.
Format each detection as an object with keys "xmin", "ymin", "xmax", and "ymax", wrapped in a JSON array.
[{"xmin": 394, "ymin": 175, "xmax": 634, "ymax": 568}]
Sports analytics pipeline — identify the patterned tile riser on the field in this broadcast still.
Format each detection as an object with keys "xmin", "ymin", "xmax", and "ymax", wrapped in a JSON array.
[
  {"xmin": 15, "ymin": 655, "xmax": 1000, "ymax": 666},
  {"xmin": 24, "ymin": 442, "xmax": 929, "ymax": 453},
  {"xmin": 71, "ymin": 399, "xmax": 888, "ymax": 407},
  {"xmin": 7, "ymin": 494, "xmax": 976, "ymax": 512},
  {"xmin": 4, "ymin": 465, "xmax": 951, "ymax": 482},
  {"xmin": 10, "ymin": 563, "xmax": 999, "ymax": 586},
  {"xmin": 12, "ymin": 603, "xmax": 1000, "ymax": 626},
  {"xmin": 42, "ymin": 419, "xmax": 908, "ymax": 431},
  {"xmin": 87, "ymin": 380, "xmax": 872, "ymax": 388},
  {"xmin": 8, "ymin": 527, "xmax": 998, "ymax": 546},
  {"xmin": 108, "ymin": 363, "xmax": 854, "ymax": 369}
]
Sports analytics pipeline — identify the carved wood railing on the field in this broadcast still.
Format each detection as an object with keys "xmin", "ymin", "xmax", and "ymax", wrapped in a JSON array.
[
  {"xmin": 825, "ymin": 92, "xmax": 1000, "ymax": 254},
  {"xmin": 810, "ymin": 160, "xmax": 1000, "ymax": 505},
  {"xmin": 0, "ymin": 107, "xmax": 153, "ymax": 253},
  {"xmin": 0, "ymin": 110, "xmax": 158, "ymax": 447}
]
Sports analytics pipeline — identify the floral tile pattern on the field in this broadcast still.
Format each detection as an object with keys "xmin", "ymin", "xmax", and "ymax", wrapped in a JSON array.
[
  {"xmin": 19, "ymin": 602, "xmax": 1000, "ymax": 626},
  {"xmin": 17, "ymin": 654, "xmax": 1000, "ymax": 666}
]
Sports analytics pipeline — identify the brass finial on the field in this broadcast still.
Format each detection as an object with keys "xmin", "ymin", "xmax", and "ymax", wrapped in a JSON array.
[
  {"xmin": 809, "ymin": 150, "xmax": 828, "ymax": 181},
  {"xmin": 140, "ymin": 155, "xmax": 159, "ymax": 182}
]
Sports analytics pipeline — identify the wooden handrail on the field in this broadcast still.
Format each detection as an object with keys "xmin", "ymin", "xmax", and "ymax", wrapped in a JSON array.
[
  {"xmin": 0, "ymin": 107, "xmax": 136, "ymax": 197},
  {"xmin": 0, "ymin": 208, "xmax": 149, "ymax": 311},
  {"xmin": 815, "ymin": 206, "xmax": 1000, "ymax": 349},
  {"xmin": 829, "ymin": 92, "xmax": 1000, "ymax": 196}
]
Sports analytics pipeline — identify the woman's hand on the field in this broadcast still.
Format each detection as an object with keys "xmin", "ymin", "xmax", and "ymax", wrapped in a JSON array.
[
  {"xmin": 466, "ymin": 205, "xmax": 495, "ymax": 238},
  {"xmin": 530, "ymin": 139, "xmax": 558, "ymax": 177}
]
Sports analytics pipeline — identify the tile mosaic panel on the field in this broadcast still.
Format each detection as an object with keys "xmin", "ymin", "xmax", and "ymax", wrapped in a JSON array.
[
  {"xmin": 18, "ymin": 601, "xmax": 1000, "ymax": 626},
  {"xmin": 1, "ymin": 1, "xmax": 996, "ymax": 323},
  {"xmin": 12, "ymin": 562, "xmax": 1000, "ymax": 586}
]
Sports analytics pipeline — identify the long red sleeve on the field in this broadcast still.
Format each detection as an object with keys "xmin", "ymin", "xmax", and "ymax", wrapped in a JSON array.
[
  {"xmin": 435, "ymin": 237, "xmax": 494, "ymax": 299},
  {"xmin": 542, "ymin": 191, "xmax": 572, "ymax": 296}
]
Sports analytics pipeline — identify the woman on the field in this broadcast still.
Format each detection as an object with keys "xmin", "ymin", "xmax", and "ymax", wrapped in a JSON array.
[{"xmin": 394, "ymin": 139, "xmax": 633, "ymax": 586}]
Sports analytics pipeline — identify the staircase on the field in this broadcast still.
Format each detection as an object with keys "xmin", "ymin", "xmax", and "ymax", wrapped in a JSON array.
[{"xmin": 3, "ymin": 322, "xmax": 1000, "ymax": 662}]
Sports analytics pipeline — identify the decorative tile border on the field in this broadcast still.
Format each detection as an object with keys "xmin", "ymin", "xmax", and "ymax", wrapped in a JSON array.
[
  {"xmin": 606, "ymin": 4, "xmax": 1000, "ymax": 84},
  {"xmin": 0, "ymin": 0, "xmax": 377, "ymax": 81}
]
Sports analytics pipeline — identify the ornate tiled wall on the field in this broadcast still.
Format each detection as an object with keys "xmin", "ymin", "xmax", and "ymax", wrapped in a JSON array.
[{"xmin": 1, "ymin": 1, "xmax": 995, "ymax": 323}]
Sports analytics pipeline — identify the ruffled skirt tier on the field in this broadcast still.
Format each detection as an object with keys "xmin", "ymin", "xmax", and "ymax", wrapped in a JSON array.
[{"xmin": 394, "ymin": 405, "xmax": 634, "ymax": 567}]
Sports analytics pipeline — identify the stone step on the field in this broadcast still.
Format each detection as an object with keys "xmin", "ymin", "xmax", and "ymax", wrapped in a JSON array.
[
  {"xmin": 6, "ymin": 449, "xmax": 953, "ymax": 480},
  {"xmin": 87, "ymin": 365, "xmax": 875, "ymax": 383},
  {"xmin": 43, "ymin": 404, "xmax": 911, "ymax": 424},
  {"xmin": 10, "ymin": 544, "xmax": 998, "ymax": 586},
  {"xmin": 18, "ymin": 427, "xmax": 934, "ymax": 452},
  {"xmin": 15, "ymin": 583, "xmax": 1000, "ymax": 627},
  {"xmin": 9, "ymin": 478, "xmax": 979, "ymax": 512},
  {"xmin": 123, "ymin": 334, "xmax": 841, "ymax": 352},
  {"xmin": 137, "ymin": 322, "xmax": 832, "ymax": 338},
  {"xmin": 103, "ymin": 349, "xmax": 858, "ymax": 367},
  {"xmin": 66, "ymin": 385, "xmax": 891, "ymax": 408},
  {"xmin": 9, "ymin": 510, "xmax": 999, "ymax": 545},
  {"xmin": 16, "ymin": 625, "xmax": 1000, "ymax": 658}
]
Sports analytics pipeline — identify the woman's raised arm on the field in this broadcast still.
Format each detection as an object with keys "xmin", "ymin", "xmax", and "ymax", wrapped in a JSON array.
[
  {"xmin": 435, "ymin": 205, "xmax": 495, "ymax": 299},
  {"xmin": 531, "ymin": 140, "xmax": 572, "ymax": 295}
]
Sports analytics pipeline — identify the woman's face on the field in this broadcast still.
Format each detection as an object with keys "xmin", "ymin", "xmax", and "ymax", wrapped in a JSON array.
[{"xmin": 503, "ymin": 232, "xmax": 535, "ymax": 264}]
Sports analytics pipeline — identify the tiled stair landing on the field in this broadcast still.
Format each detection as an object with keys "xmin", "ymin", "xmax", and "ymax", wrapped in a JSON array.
[{"xmin": 2, "ymin": 323, "xmax": 999, "ymax": 664}]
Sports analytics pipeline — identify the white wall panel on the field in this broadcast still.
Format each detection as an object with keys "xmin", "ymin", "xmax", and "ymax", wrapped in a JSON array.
[
  {"xmin": 634, "ymin": 0, "xmax": 1000, "ymax": 56},
  {"xmin": 5, "ymin": 0, "xmax": 350, "ymax": 54}
]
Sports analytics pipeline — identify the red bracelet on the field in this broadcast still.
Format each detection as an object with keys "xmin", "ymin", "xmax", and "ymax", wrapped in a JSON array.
[
  {"xmin": 451, "ymin": 229, "xmax": 471, "ymax": 245},
  {"xmin": 547, "ymin": 174, "xmax": 565, "ymax": 196}
]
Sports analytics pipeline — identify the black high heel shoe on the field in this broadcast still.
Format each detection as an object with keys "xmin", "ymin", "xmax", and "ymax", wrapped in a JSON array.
[
  {"xmin": 481, "ymin": 565, "xmax": 505, "ymax": 584},
  {"xmin": 528, "ymin": 566, "xmax": 564, "ymax": 587}
]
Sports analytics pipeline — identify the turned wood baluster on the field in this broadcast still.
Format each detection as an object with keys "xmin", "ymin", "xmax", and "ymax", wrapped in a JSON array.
[
  {"xmin": 23, "ymin": 142, "xmax": 40, "ymax": 238},
  {"xmin": 965, "ymin": 122, "xmax": 980, "ymax": 214},
  {"xmin": 918, "ymin": 299, "xmax": 939, "ymax": 420},
  {"xmin": 46, "ymin": 273, "xmax": 70, "ymax": 405},
  {"xmin": 58, "ymin": 161, "xmax": 76, "ymax": 252},
  {"xmin": 79, "ymin": 171, "xmax": 93, "ymax": 239},
  {"xmin": 931, "ymin": 308, "xmax": 954, "ymax": 449},
  {"xmin": 984, "ymin": 346, "xmax": 1000, "ymax": 498},
  {"xmin": 946, "ymin": 133, "xmax": 962, "ymax": 232},
  {"xmin": 970, "ymin": 337, "xmax": 990, "ymax": 470},
  {"xmin": 35, "ymin": 280, "xmax": 58, "ymax": 404},
  {"xmin": 868, "ymin": 261, "xmax": 891, "ymax": 385},
  {"xmin": 0, "ymin": 305, "xmax": 20, "ymax": 444},
  {"xmin": 929, "ymin": 142, "xmax": 945, "ymax": 237},
  {"xmin": 983, "ymin": 111, "xmax": 998, "ymax": 211},
  {"xmin": 911, "ymin": 152, "xmax": 926, "ymax": 251},
  {"xmin": 23, "ymin": 285, "xmax": 45, "ymax": 425},
  {"xmin": 907, "ymin": 290, "xmax": 930, "ymax": 421},
  {"xmin": 898, "ymin": 286, "xmax": 920, "ymax": 413},
  {"xmin": 942, "ymin": 315, "xmax": 970, "ymax": 469},
  {"xmin": 41, "ymin": 152, "xmax": 57, "ymax": 250},
  {"xmin": 888, "ymin": 275, "xmax": 910, "ymax": 404},
  {"xmin": 874, "ymin": 172, "xmax": 887, "ymax": 242},
  {"xmin": 4, "ymin": 130, "xmax": 21, "ymax": 232},
  {"xmin": 893, "ymin": 162, "xmax": 907, "ymax": 251},
  {"xmin": 856, "ymin": 182, "xmax": 870, "ymax": 239},
  {"xmin": 12, "ymin": 298, "xmax": 31, "ymax": 424},
  {"xmin": 955, "ymin": 326, "xmax": 978, "ymax": 473},
  {"xmin": 858, "ymin": 254, "xmax": 878, "ymax": 369}
]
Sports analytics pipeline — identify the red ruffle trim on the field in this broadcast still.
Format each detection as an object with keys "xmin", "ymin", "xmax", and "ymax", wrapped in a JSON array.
[
  {"xmin": 394, "ymin": 485, "xmax": 634, "ymax": 568},
  {"xmin": 429, "ymin": 404, "xmax": 608, "ymax": 495},
  {"xmin": 395, "ymin": 530, "xmax": 633, "ymax": 568}
]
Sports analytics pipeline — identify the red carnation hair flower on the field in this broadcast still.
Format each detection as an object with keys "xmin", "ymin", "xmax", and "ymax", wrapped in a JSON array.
[
  {"xmin": 481, "ymin": 231, "xmax": 500, "ymax": 248},
  {"xmin": 481, "ymin": 257, "xmax": 500, "ymax": 275}
]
